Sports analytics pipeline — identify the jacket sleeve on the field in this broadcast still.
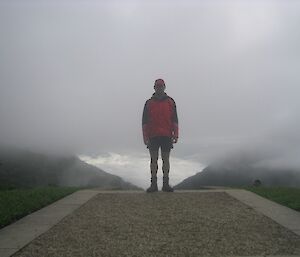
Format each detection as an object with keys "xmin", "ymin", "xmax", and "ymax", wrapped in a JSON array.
[
  {"xmin": 171, "ymin": 99, "xmax": 179, "ymax": 138},
  {"xmin": 142, "ymin": 100, "xmax": 149, "ymax": 142}
]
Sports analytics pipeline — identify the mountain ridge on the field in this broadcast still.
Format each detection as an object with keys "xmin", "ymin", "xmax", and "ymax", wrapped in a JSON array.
[
  {"xmin": 174, "ymin": 157, "xmax": 300, "ymax": 189},
  {"xmin": 0, "ymin": 145, "xmax": 142, "ymax": 190}
]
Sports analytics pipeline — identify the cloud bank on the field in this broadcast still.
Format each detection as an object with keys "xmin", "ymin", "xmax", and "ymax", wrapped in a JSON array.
[
  {"xmin": 80, "ymin": 152, "xmax": 204, "ymax": 189},
  {"xmin": 0, "ymin": 1, "xmax": 300, "ymax": 180}
]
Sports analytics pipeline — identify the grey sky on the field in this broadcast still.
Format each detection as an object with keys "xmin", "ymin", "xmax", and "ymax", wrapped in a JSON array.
[{"xmin": 1, "ymin": 0, "xmax": 300, "ymax": 187}]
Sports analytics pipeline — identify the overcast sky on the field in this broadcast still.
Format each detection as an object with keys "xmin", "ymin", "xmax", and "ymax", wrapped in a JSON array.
[{"xmin": 1, "ymin": 0, "xmax": 300, "ymax": 188}]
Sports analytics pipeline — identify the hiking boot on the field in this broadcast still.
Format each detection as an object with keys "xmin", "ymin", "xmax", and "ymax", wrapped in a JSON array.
[
  {"xmin": 146, "ymin": 176, "xmax": 158, "ymax": 193},
  {"xmin": 162, "ymin": 176, "xmax": 174, "ymax": 192}
]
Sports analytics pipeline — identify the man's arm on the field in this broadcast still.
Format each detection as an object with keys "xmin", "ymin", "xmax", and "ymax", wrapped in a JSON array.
[
  {"xmin": 171, "ymin": 99, "xmax": 179, "ymax": 142},
  {"xmin": 142, "ymin": 100, "xmax": 149, "ymax": 145}
]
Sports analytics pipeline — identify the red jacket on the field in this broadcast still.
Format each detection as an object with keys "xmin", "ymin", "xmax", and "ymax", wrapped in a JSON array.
[{"xmin": 142, "ymin": 92, "xmax": 179, "ymax": 141}]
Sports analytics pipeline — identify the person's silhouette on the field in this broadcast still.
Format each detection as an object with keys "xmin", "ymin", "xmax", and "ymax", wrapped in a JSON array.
[{"xmin": 142, "ymin": 79, "xmax": 179, "ymax": 192}]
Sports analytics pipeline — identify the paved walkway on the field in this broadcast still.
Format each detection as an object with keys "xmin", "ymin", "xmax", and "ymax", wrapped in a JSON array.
[
  {"xmin": 0, "ymin": 190, "xmax": 99, "ymax": 257},
  {"xmin": 0, "ymin": 189, "xmax": 300, "ymax": 257}
]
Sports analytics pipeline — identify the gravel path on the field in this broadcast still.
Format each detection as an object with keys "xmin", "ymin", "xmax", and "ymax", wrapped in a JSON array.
[{"xmin": 13, "ymin": 192, "xmax": 300, "ymax": 257}]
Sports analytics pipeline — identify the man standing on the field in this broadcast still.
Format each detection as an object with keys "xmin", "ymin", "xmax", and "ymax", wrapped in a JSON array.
[{"xmin": 142, "ymin": 79, "xmax": 179, "ymax": 193}]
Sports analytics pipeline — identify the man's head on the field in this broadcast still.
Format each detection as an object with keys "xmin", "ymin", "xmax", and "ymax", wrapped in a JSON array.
[{"xmin": 154, "ymin": 79, "xmax": 166, "ymax": 94}]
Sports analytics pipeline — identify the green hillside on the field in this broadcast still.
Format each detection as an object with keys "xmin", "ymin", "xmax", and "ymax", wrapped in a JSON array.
[{"xmin": 0, "ymin": 145, "xmax": 141, "ymax": 190}]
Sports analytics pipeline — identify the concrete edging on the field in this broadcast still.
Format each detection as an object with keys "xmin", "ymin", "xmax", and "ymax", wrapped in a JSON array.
[
  {"xmin": 0, "ymin": 189, "xmax": 99, "ymax": 257},
  {"xmin": 0, "ymin": 188, "xmax": 299, "ymax": 257},
  {"xmin": 225, "ymin": 189, "xmax": 300, "ymax": 237},
  {"xmin": 177, "ymin": 189, "xmax": 300, "ymax": 237}
]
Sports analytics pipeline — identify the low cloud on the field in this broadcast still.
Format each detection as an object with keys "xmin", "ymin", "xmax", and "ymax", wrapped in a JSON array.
[
  {"xmin": 1, "ymin": 1, "xmax": 300, "ymax": 179},
  {"xmin": 79, "ymin": 152, "xmax": 204, "ymax": 189}
]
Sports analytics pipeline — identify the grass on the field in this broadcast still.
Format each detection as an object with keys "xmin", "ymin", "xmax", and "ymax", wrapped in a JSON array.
[
  {"xmin": 0, "ymin": 186, "xmax": 81, "ymax": 228},
  {"xmin": 243, "ymin": 186, "xmax": 300, "ymax": 211}
]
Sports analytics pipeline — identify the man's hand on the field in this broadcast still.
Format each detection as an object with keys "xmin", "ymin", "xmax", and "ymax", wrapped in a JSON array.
[
  {"xmin": 172, "ymin": 137, "xmax": 178, "ymax": 144},
  {"xmin": 144, "ymin": 139, "xmax": 149, "ymax": 146}
]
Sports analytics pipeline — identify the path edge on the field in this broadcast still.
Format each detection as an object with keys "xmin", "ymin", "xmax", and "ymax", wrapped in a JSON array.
[{"xmin": 0, "ymin": 189, "xmax": 99, "ymax": 257}]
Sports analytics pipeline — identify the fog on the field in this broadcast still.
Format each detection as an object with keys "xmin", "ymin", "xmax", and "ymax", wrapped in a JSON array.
[{"xmin": 1, "ymin": 0, "xmax": 300, "ymax": 187}]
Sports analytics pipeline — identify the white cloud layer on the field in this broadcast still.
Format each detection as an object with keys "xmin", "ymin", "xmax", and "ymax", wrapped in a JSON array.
[
  {"xmin": 79, "ymin": 152, "xmax": 204, "ymax": 189},
  {"xmin": 0, "ymin": 0, "xmax": 300, "ymax": 177}
]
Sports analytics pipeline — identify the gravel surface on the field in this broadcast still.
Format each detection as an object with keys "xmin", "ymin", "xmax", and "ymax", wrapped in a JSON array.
[{"xmin": 13, "ymin": 192, "xmax": 300, "ymax": 257}]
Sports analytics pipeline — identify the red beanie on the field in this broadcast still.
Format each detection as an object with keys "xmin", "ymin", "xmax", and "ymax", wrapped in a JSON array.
[{"xmin": 154, "ymin": 79, "xmax": 165, "ymax": 87}]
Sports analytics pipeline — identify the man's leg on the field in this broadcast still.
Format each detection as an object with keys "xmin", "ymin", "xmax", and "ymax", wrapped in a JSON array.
[
  {"xmin": 150, "ymin": 149, "xmax": 159, "ymax": 177},
  {"xmin": 161, "ymin": 150, "xmax": 174, "ymax": 192},
  {"xmin": 146, "ymin": 149, "xmax": 159, "ymax": 193},
  {"xmin": 161, "ymin": 151, "xmax": 170, "ymax": 176}
]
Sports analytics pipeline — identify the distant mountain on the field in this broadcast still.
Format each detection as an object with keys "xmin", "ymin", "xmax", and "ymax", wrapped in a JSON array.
[
  {"xmin": 0, "ymin": 145, "xmax": 142, "ymax": 190},
  {"xmin": 174, "ymin": 158, "xmax": 300, "ymax": 189}
]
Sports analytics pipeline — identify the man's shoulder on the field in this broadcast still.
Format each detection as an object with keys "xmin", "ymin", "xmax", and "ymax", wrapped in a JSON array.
[
  {"xmin": 145, "ymin": 95, "xmax": 175, "ymax": 103},
  {"xmin": 167, "ymin": 96, "xmax": 176, "ymax": 104}
]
